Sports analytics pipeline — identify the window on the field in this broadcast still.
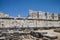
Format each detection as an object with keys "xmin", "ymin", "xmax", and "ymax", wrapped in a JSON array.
[{"xmin": 2, "ymin": 24, "xmax": 4, "ymax": 27}]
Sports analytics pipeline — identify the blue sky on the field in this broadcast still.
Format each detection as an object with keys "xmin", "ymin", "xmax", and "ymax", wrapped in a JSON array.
[{"xmin": 0, "ymin": 0, "xmax": 60, "ymax": 18}]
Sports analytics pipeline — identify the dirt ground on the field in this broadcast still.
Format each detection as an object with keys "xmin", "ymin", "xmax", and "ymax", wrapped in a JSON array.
[{"xmin": 37, "ymin": 29, "xmax": 60, "ymax": 40}]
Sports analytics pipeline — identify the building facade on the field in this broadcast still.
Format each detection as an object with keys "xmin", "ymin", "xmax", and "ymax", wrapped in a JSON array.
[{"xmin": 0, "ymin": 10, "xmax": 60, "ymax": 28}]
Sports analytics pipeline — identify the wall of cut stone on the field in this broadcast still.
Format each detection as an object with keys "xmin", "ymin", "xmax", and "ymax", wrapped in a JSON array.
[
  {"xmin": 0, "ymin": 10, "xmax": 60, "ymax": 28},
  {"xmin": 0, "ymin": 18, "xmax": 60, "ymax": 28}
]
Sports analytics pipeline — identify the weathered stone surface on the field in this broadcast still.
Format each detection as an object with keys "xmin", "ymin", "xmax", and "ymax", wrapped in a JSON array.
[{"xmin": 0, "ymin": 10, "xmax": 60, "ymax": 28}]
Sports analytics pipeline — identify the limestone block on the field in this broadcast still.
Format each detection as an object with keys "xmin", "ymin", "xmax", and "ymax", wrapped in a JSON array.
[
  {"xmin": 54, "ymin": 14, "xmax": 58, "ymax": 20},
  {"xmin": 47, "ymin": 13, "xmax": 52, "ymax": 20},
  {"xmin": 39, "ymin": 11, "xmax": 46, "ymax": 19}
]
